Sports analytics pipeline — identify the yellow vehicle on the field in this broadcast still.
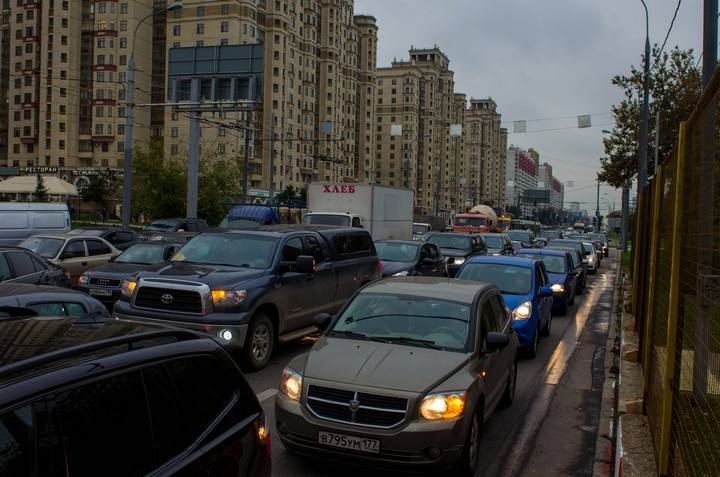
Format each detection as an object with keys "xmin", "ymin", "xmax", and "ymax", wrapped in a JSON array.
[{"xmin": 497, "ymin": 216, "xmax": 512, "ymax": 232}]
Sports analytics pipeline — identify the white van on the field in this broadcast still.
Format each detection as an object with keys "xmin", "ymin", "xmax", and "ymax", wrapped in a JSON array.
[{"xmin": 0, "ymin": 202, "xmax": 71, "ymax": 245}]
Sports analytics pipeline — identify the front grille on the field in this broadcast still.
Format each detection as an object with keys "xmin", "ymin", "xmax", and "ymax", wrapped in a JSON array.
[
  {"xmin": 307, "ymin": 385, "xmax": 407, "ymax": 428},
  {"xmin": 135, "ymin": 286, "xmax": 202, "ymax": 313},
  {"xmin": 88, "ymin": 277, "xmax": 122, "ymax": 287}
]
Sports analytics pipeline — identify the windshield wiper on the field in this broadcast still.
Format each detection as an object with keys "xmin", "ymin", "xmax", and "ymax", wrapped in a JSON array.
[
  {"xmin": 374, "ymin": 336, "xmax": 442, "ymax": 349},
  {"xmin": 329, "ymin": 330, "xmax": 386, "ymax": 342}
]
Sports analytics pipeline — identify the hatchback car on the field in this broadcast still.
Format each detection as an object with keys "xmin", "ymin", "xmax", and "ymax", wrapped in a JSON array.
[
  {"xmin": 375, "ymin": 239, "xmax": 447, "ymax": 277},
  {"xmin": 77, "ymin": 240, "xmax": 184, "ymax": 311},
  {"xmin": 0, "ymin": 282, "xmax": 110, "ymax": 317},
  {"xmin": 456, "ymin": 256, "xmax": 553, "ymax": 357},
  {"xmin": 427, "ymin": 232, "xmax": 487, "ymax": 277},
  {"xmin": 505, "ymin": 230, "xmax": 535, "ymax": 248},
  {"xmin": 479, "ymin": 233, "xmax": 515, "ymax": 256},
  {"xmin": 514, "ymin": 248, "xmax": 577, "ymax": 315},
  {"xmin": 582, "ymin": 241, "xmax": 600, "ymax": 274},
  {"xmin": 68, "ymin": 226, "xmax": 141, "ymax": 251},
  {"xmin": 18, "ymin": 233, "xmax": 120, "ymax": 286},
  {"xmin": 0, "ymin": 245, "xmax": 71, "ymax": 287},
  {"xmin": 275, "ymin": 277, "xmax": 518, "ymax": 475},
  {"xmin": 0, "ymin": 309, "xmax": 271, "ymax": 477}
]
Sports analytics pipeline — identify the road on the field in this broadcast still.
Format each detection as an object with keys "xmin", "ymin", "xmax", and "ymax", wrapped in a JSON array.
[{"xmin": 244, "ymin": 251, "xmax": 617, "ymax": 476}]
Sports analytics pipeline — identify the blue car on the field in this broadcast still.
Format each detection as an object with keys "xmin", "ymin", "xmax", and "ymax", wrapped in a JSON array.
[
  {"xmin": 456, "ymin": 256, "xmax": 553, "ymax": 357},
  {"xmin": 515, "ymin": 248, "xmax": 577, "ymax": 316}
]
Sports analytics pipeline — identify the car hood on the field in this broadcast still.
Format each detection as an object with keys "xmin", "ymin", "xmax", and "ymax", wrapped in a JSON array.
[
  {"xmin": 301, "ymin": 337, "xmax": 469, "ymax": 393},
  {"xmin": 136, "ymin": 262, "xmax": 265, "ymax": 288},
  {"xmin": 379, "ymin": 260, "xmax": 413, "ymax": 276},
  {"xmin": 83, "ymin": 262, "xmax": 167, "ymax": 278},
  {"xmin": 438, "ymin": 248, "xmax": 470, "ymax": 258},
  {"xmin": 500, "ymin": 292, "xmax": 533, "ymax": 311},
  {"xmin": 547, "ymin": 271, "xmax": 570, "ymax": 286}
]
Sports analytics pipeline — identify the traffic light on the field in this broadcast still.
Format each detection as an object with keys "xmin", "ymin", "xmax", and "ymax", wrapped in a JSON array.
[
  {"xmin": 599, "ymin": 215, "xmax": 604, "ymax": 226},
  {"xmin": 592, "ymin": 216, "xmax": 597, "ymax": 227}
]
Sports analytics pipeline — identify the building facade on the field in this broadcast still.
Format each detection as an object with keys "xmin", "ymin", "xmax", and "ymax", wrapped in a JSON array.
[
  {"xmin": 505, "ymin": 145, "xmax": 538, "ymax": 215},
  {"xmin": 465, "ymin": 98, "xmax": 506, "ymax": 210}
]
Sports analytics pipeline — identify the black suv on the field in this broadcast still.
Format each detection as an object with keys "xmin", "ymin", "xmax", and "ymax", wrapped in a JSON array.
[
  {"xmin": 427, "ymin": 232, "xmax": 487, "ymax": 276},
  {"xmin": 0, "ymin": 309, "xmax": 271, "ymax": 477},
  {"xmin": 140, "ymin": 218, "xmax": 209, "ymax": 240},
  {"xmin": 114, "ymin": 225, "xmax": 381, "ymax": 370}
]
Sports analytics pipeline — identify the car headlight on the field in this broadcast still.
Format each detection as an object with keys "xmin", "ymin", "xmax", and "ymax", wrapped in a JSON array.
[
  {"xmin": 420, "ymin": 391, "xmax": 467, "ymax": 420},
  {"xmin": 551, "ymin": 283, "xmax": 564, "ymax": 292},
  {"xmin": 211, "ymin": 289, "xmax": 247, "ymax": 307},
  {"xmin": 513, "ymin": 301, "xmax": 532, "ymax": 321},
  {"xmin": 588, "ymin": 255, "xmax": 595, "ymax": 263},
  {"xmin": 279, "ymin": 366, "xmax": 303, "ymax": 402},
  {"xmin": 393, "ymin": 270, "xmax": 410, "ymax": 276},
  {"xmin": 78, "ymin": 274, "xmax": 88, "ymax": 285},
  {"xmin": 454, "ymin": 257, "xmax": 466, "ymax": 265},
  {"xmin": 120, "ymin": 278, "xmax": 137, "ymax": 297}
]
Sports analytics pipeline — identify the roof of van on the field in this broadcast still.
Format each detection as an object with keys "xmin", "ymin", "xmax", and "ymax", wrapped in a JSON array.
[{"xmin": 0, "ymin": 203, "xmax": 70, "ymax": 211}]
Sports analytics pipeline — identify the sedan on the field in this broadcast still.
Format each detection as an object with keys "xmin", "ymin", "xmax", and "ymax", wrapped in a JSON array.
[
  {"xmin": 582, "ymin": 241, "xmax": 600, "ymax": 274},
  {"xmin": 77, "ymin": 241, "xmax": 184, "ymax": 311},
  {"xmin": 68, "ymin": 227, "xmax": 141, "ymax": 251},
  {"xmin": 0, "ymin": 282, "xmax": 110, "ymax": 317},
  {"xmin": 275, "ymin": 277, "xmax": 518, "ymax": 475},
  {"xmin": 375, "ymin": 240, "xmax": 447, "ymax": 277},
  {"xmin": 480, "ymin": 233, "xmax": 515, "ymax": 256},
  {"xmin": 455, "ymin": 256, "xmax": 553, "ymax": 358},
  {"xmin": 19, "ymin": 234, "xmax": 120, "ymax": 286},
  {"xmin": 0, "ymin": 245, "xmax": 71, "ymax": 288},
  {"xmin": 427, "ymin": 232, "xmax": 486, "ymax": 277},
  {"xmin": 514, "ymin": 248, "xmax": 577, "ymax": 315}
]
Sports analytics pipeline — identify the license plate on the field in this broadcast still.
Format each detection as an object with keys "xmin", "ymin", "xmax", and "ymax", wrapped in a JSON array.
[
  {"xmin": 318, "ymin": 431, "xmax": 380, "ymax": 453},
  {"xmin": 88, "ymin": 288, "xmax": 113, "ymax": 297}
]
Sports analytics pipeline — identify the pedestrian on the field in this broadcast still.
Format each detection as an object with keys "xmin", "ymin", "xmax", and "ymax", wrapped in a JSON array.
[{"xmin": 101, "ymin": 208, "xmax": 107, "ymax": 223}]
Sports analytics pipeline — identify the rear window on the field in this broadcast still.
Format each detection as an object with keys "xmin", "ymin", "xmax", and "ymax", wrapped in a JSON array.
[{"xmin": 330, "ymin": 233, "xmax": 373, "ymax": 255}]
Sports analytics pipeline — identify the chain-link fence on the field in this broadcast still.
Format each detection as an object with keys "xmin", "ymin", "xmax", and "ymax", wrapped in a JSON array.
[{"xmin": 634, "ymin": 69, "xmax": 720, "ymax": 476}]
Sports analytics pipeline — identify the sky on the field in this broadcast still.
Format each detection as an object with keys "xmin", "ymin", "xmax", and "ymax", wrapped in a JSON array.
[{"xmin": 354, "ymin": 0, "xmax": 705, "ymax": 215}]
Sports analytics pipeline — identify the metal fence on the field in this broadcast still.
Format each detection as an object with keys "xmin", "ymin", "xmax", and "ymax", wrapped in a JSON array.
[{"xmin": 633, "ymin": 68, "xmax": 720, "ymax": 476}]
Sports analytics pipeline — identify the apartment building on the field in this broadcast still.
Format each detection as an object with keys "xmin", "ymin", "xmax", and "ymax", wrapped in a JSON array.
[
  {"xmin": 465, "ymin": 98, "xmax": 507, "ymax": 209},
  {"xmin": 505, "ymin": 145, "xmax": 539, "ymax": 211},
  {"xmin": 537, "ymin": 162, "xmax": 563, "ymax": 211}
]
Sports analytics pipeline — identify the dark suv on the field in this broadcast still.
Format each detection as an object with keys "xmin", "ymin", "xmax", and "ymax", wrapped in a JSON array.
[{"xmin": 0, "ymin": 309, "xmax": 271, "ymax": 477}]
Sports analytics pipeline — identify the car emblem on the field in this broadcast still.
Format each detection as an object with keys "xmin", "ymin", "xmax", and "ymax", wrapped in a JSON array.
[
  {"xmin": 97, "ymin": 278, "xmax": 110, "ymax": 286},
  {"xmin": 161, "ymin": 293, "xmax": 174, "ymax": 305},
  {"xmin": 348, "ymin": 400, "xmax": 360, "ymax": 412}
]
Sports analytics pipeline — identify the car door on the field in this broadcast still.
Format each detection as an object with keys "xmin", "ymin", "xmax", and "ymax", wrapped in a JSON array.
[
  {"xmin": 277, "ymin": 236, "xmax": 316, "ymax": 332},
  {"xmin": 56, "ymin": 238, "xmax": 88, "ymax": 283},
  {"xmin": 477, "ymin": 296, "xmax": 504, "ymax": 410},
  {"xmin": 5, "ymin": 250, "xmax": 48, "ymax": 285},
  {"xmin": 534, "ymin": 262, "xmax": 552, "ymax": 327},
  {"xmin": 422, "ymin": 243, "xmax": 446, "ymax": 276},
  {"xmin": 84, "ymin": 238, "xmax": 115, "ymax": 269},
  {"xmin": 305, "ymin": 234, "xmax": 338, "ymax": 316}
]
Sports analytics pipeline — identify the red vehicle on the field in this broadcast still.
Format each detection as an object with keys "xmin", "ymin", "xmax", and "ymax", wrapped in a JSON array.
[{"xmin": 452, "ymin": 211, "xmax": 494, "ymax": 233}]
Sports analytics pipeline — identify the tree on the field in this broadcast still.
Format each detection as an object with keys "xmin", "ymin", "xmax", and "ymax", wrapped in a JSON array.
[
  {"xmin": 81, "ymin": 172, "xmax": 117, "ymax": 217},
  {"xmin": 32, "ymin": 173, "xmax": 49, "ymax": 202},
  {"xmin": 197, "ymin": 158, "xmax": 244, "ymax": 226},
  {"xmin": 599, "ymin": 46, "xmax": 701, "ymax": 188}
]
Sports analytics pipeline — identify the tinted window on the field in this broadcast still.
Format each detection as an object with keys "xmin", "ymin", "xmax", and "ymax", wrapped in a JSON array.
[
  {"xmin": 331, "ymin": 233, "xmax": 372, "ymax": 255},
  {"xmin": 480, "ymin": 300, "xmax": 497, "ymax": 347},
  {"xmin": 0, "ymin": 404, "xmax": 34, "ymax": 475},
  {"xmin": 281, "ymin": 237, "xmax": 304, "ymax": 262},
  {"xmin": 63, "ymin": 240, "xmax": 85, "ymax": 258},
  {"xmin": 7, "ymin": 251, "xmax": 36, "ymax": 277},
  {"xmin": 117, "ymin": 231, "xmax": 135, "ymax": 243},
  {"xmin": 86, "ymin": 239, "xmax": 111, "ymax": 256},
  {"xmin": 55, "ymin": 370, "xmax": 156, "ymax": 476},
  {"xmin": 305, "ymin": 236, "xmax": 326, "ymax": 263},
  {"xmin": 0, "ymin": 253, "xmax": 11, "ymax": 280}
]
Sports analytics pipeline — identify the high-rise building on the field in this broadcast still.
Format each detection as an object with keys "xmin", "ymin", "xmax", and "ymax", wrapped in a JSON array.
[
  {"xmin": 505, "ymin": 145, "xmax": 538, "ymax": 214},
  {"xmin": 538, "ymin": 162, "xmax": 563, "ymax": 211},
  {"xmin": 465, "ymin": 98, "xmax": 506, "ymax": 210}
]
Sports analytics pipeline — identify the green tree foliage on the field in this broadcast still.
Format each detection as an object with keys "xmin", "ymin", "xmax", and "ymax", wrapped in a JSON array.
[
  {"xmin": 273, "ymin": 185, "xmax": 307, "ymax": 204},
  {"xmin": 131, "ymin": 142, "xmax": 244, "ymax": 226},
  {"xmin": 599, "ymin": 46, "xmax": 701, "ymax": 188},
  {"xmin": 81, "ymin": 172, "xmax": 117, "ymax": 214},
  {"xmin": 32, "ymin": 173, "xmax": 49, "ymax": 202}
]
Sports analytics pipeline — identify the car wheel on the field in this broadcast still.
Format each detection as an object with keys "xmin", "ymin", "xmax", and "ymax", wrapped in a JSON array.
[
  {"xmin": 242, "ymin": 313, "xmax": 274, "ymax": 371},
  {"xmin": 453, "ymin": 406, "xmax": 482, "ymax": 476},
  {"xmin": 526, "ymin": 325, "xmax": 539, "ymax": 358},
  {"xmin": 500, "ymin": 360, "xmax": 517, "ymax": 408},
  {"xmin": 541, "ymin": 315, "xmax": 552, "ymax": 337}
]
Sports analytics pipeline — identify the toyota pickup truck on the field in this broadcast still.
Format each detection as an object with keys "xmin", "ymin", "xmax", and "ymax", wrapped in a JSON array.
[{"xmin": 113, "ymin": 225, "xmax": 381, "ymax": 369}]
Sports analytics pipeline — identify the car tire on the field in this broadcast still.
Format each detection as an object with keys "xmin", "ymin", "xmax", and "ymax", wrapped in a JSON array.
[
  {"xmin": 541, "ymin": 315, "xmax": 552, "ymax": 337},
  {"xmin": 242, "ymin": 313, "xmax": 274, "ymax": 371},
  {"xmin": 500, "ymin": 360, "xmax": 517, "ymax": 408},
  {"xmin": 453, "ymin": 406, "xmax": 482, "ymax": 476},
  {"xmin": 526, "ymin": 325, "xmax": 539, "ymax": 358}
]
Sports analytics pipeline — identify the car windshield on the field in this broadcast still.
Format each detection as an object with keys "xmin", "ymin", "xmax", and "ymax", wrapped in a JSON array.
[
  {"xmin": 517, "ymin": 253, "xmax": 566, "ymax": 274},
  {"xmin": 456, "ymin": 263, "xmax": 532, "ymax": 295},
  {"xmin": 506, "ymin": 231, "xmax": 532, "ymax": 245},
  {"xmin": 540, "ymin": 230, "xmax": 561, "ymax": 239},
  {"xmin": 116, "ymin": 244, "xmax": 168, "ymax": 265},
  {"xmin": 483, "ymin": 235, "xmax": 505, "ymax": 249},
  {"xmin": 428, "ymin": 234, "xmax": 470, "ymax": 251},
  {"xmin": 412, "ymin": 224, "xmax": 430, "ymax": 234},
  {"xmin": 19, "ymin": 237, "xmax": 65, "ymax": 258},
  {"xmin": 171, "ymin": 234, "xmax": 278, "ymax": 269},
  {"xmin": 331, "ymin": 293, "xmax": 471, "ymax": 351},
  {"xmin": 144, "ymin": 221, "xmax": 178, "ymax": 232},
  {"xmin": 375, "ymin": 242, "xmax": 418, "ymax": 262},
  {"xmin": 302, "ymin": 214, "xmax": 351, "ymax": 226}
]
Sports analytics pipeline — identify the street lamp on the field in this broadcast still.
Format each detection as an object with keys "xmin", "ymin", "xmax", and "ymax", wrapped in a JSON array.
[
  {"xmin": 638, "ymin": 0, "xmax": 650, "ymax": 196},
  {"xmin": 122, "ymin": 2, "xmax": 183, "ymax": 229}
]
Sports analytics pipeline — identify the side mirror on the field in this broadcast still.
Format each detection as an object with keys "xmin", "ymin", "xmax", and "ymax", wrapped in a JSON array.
[
  {"xmin": 538, "ymin": 286, "xmax": 553, "ymax": 297},
  {"xmin": 422, "ymin": 257, "xmax": 434, "ymax": 264},
  {"xmin": 481, "ymin": 332, "xmax": 509, "ymax": 354},
  {"xmin": 296, "ymin": 255, "xmax": 316, "ymax": 273},
  {"xmin": 313, "ymin": 313, "xmax": 333, "ymax": 331}
]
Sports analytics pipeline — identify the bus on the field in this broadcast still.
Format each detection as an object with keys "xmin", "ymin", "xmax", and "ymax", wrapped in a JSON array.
[
  {"xmin": 497, "ymin": 216, "xmax": 512, "ymax": 232},
  {"xmin": 511, "ymin": 219, "xmax": 542, "ymax": 236}
]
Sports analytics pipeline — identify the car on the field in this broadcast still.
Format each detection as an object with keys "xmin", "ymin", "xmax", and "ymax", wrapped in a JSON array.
[
  {"xmin": 534, "ymin": 237, "xmax": 549, "ymax": 248},
  {"xmin": 275, "ymin": 277, "xmax": 518, "ymax": 475},
  {"xmin": 505, "ymin": 229, "xmax": 535, "ymax": 248},
  {"xmin": 68, "ymin": 226, "xmax": 141, "ymax": 251},
  {"xmin": 0, "ymin": 245, "xmax": 71, "ymax": 287},
  {"xmin": 411, "ymin": 222, "xmax": 433, "ymax": 241},
  {"xmin": 140, "ymin": 217, "xmax": 209, "ymax": 240},
  {"xmin": 513, "ymin": 248, "xmax": 577, "ymax": 315},
  {"xmin": 375, "ymin": 239, "xmax": 448, "ymax": 277},
  {"xmin": 539, "ymin": 229, "xmax": 563, "ymax": 240},
  {"xmin": 0, "ymin": 282, "xmax": 110, "ymax": 317},
  {"xmin": 18, "ymin": 233, "xmax": 121, "ymax": 286},
  {"xmin": 456, "ymin": 256, "xmax": 553, "ymax": 357},
  {"xmin": 546, "ymin": 239, "xmax": 591, "ymax": 279},
  {"xmin": 587, "ymin": 233, "xmax": 610, "ymax": 257},
  {"xmin": 546, "ymin": 245, "xmax": 587, "ymax": 294},
  {"xmin": 479, "ymin": 233, "xmax": 515, "ymax": 256},
  {"xmin": 77, "ymin": 240, "xmax": 185, "ymax": 311},
  {"xmin": 0, "ymin": 307, "xmax": 271, "ymax": 477},
  {"xmin": 427, "ymin": 232, "xmax": 487, "ymax": 277},
  {"xmin": 582, "ymin": 241, "xmax": 600, "ymax": 274}
]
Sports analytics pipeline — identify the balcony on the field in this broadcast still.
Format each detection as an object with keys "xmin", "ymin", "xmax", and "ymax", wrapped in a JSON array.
[
  {"xmin": 20, "ymin": 134, "xmax": 38, "ymax": 144},
  {"xmin": 91, "ymin": 135, "xmax": 114, "ymax": 143},
  {"xmin": 94, "ymin": 29, "xmax": 118, "ymax": 38},
  {"xmin": 21, "ymin": 102, "xmax": 38, "ymax": 110},
  {"xmin": 92, "ymin": 98, "xmax": 116, "ymax": 106},
  {"xmin": 93, "ymin": 64, "xmax": 117, "ymax": 72}
]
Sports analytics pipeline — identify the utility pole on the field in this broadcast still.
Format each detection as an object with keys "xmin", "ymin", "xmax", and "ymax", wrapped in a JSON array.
[
  {"xmin": 269, "ymin": 113, "xmax": 276, "ymax": 201},
  {"xmin": 638, "ymin": 0, "xmax": 650, "ymax": 196},
  {"xmin": 595, "ymin": 177, "xmax": 601, "ymax": 226}
]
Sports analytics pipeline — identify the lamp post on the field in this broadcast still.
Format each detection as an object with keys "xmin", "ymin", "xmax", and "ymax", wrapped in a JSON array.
[
  {"xmin": 638, "ymin": 0, "xmax": 650, "ymax": 196},
  {"xmin": 122, "ymin": 2, "xmax": 183, "ymax": 229}
]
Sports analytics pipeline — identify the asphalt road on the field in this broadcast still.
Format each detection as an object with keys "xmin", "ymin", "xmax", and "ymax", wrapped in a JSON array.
[{"xmin": 244, "ymin": 251, "xmax": 617, "ymax": 477}]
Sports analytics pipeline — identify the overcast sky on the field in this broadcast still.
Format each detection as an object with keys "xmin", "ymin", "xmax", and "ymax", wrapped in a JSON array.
[{"xmin": 354, "ymin": 0, "xmax": 705, "ymax": 214}]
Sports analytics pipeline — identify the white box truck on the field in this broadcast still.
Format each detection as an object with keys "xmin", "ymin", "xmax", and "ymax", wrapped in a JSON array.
[{"xmin": 301, "ymin": 183, "xmax": 413, "ymax": 240}]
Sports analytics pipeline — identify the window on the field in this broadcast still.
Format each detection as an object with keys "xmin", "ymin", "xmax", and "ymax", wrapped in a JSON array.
[
  {"xmin": 196, "ymin": 23, "xmax": 204, "ymax": 34},
  {"xmin": 170, "ymin": 144, "xmax": 179, "ymax": 154},
  {"xmin": 170, "ymin": 127, "xmax": 178, "ymax": 138},
  {"xmin": 173, "ymin": 25, "xmax": 181, "ymax": 36},
  {"xmin": 221, "ymin": 21, "xmax": 229, "ymax": 32},
  {"xmin": 281, "ymin": 237, "xmax": 303, "ymax": 262},
  {"xmin": 86, "ymin": 239, "xmax": 112, "ymax": 256},
  {"xmin": 120, "ymin": 3, "xmax": 128, "ymax": 14},
  {"xmin": 221, "ymin": 4, "xmax": 229, "ymax": 14},
  {"xmin": 197, "ymin": 6, "xmax": 205, "ymax": 16}
]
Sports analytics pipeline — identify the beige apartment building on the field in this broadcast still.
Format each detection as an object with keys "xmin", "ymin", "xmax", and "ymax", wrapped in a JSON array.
[{"xmin": 465, "ymin": 98, "xmax": 508, "ymax": 209}]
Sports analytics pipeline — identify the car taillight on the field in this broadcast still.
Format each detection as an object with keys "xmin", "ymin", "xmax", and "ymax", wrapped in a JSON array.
[
  {"xmin": 378, "ymin": 260, "xmax": 382, "ymax": 272},
  {"xmin": 64, "ymin": 271, "xmax": 71, "ymax": 280}
]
